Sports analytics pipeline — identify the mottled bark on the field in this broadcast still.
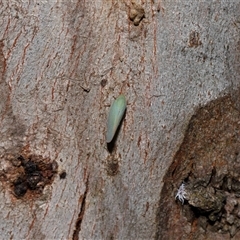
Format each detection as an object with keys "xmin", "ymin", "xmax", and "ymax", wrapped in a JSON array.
[{"xmin": 0, "ymin": 1, "xmax": 239, "ymax": 239}]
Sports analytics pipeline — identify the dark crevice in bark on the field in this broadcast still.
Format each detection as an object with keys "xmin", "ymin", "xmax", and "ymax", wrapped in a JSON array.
[{"xmin": 72, "ymin": 175, "xmax": 89, "ymax": 240}]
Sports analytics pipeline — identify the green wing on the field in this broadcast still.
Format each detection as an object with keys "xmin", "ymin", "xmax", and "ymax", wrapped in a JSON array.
[{"xmin": 106, "ymin": 95, "xmax": 127, "ymax": 143}]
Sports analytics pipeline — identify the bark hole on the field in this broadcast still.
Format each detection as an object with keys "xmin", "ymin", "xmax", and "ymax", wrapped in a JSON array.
[
  {"xmin": 0, "ymin": 153, "xmax": 58, "ymax": 199},
  {"xmin": 156, "ymin": 91, "xmax": 240, "ymax": 240}
]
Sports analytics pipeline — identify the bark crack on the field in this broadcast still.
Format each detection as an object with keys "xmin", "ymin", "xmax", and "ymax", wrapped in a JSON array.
[{"xmin": 72, "ymin": 175, "xmax": 89, "ymax": 240}]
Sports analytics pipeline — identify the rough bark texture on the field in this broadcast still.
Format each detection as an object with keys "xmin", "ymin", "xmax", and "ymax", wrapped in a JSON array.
[{"xmin": 0, "ymin": 0, "xmax": 239, "ymax": 239}]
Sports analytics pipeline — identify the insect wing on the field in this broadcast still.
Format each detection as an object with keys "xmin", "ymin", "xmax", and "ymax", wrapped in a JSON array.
[{"xmin": 106, "ymin": 95, "xmax": 127, "ymax": 143}]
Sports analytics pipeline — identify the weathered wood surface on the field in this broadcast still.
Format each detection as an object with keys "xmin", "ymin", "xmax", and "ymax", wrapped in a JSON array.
[{"xmin": 0, "ymin": 1, "xmax": 239, "ymax": 239}]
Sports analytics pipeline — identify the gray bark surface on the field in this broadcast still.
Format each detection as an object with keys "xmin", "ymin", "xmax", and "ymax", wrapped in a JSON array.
[{"xmin": 0, "ymin": 0, "xmax": 239, "ymax": 239}]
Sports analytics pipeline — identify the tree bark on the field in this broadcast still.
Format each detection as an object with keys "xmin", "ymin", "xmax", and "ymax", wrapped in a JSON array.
[{"xmin": 0, "ymin": 0, "xmax": 239, "ymax": 239}]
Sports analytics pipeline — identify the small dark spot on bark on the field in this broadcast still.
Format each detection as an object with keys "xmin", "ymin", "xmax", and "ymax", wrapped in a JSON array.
[
  {"xmin": 137, "ymin": 135, "xmax": 142, "ymax": 147},
  {"xmin": 14, "ymin": 176, "xmax": 26, "ymax": 185},
  {"xmin": 108, "ymin": 233, "xmax": 115, "ymax": 240},
  {"xmin": 59, "ymin": 171, "xmax": 67, "ymax": 179},
  {"xmin": 24, "ymin": 161, "xmax": 38, "ymax": 174},
  {"xmin": 14, "ymin": 182, "xmax": 28, "ymax": 197},
  {"xmin": 17, "ymin": 155, "xmax": 25, "ymax": 162},
  {"xmin": 100, "ymin": 79, "xmax": 107, "ymax": 87},
  {"xmin": 27, "ymin": 172, "xmax": 42, "ymax": 190}
]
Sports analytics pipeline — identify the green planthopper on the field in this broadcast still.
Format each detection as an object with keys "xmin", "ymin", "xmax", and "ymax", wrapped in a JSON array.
[{"xmin": 106, "ymin": 95, "xmax": 127, "ymax": 143}]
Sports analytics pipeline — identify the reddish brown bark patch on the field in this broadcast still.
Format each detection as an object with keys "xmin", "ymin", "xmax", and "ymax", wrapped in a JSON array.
[{"xmin": 156, "ymin": 92, "xmax": 240, "ymax": 240}]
